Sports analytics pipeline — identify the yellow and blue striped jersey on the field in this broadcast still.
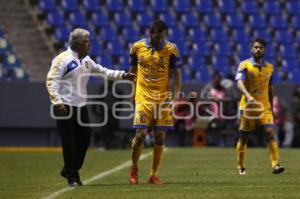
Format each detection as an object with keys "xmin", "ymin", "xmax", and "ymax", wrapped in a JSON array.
[
  {"xmin": 235, "ymin": 57, "xmax": 274, "ymax": 111},
  {"xmin": 130, "ymin": 37, "xmax": 181, "ymax": 103}
]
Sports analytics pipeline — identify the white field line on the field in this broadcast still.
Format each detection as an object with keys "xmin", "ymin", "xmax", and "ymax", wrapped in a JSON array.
[{"xmin": 40, "ymin": 149, "xmax": 163, "ymax": 199}]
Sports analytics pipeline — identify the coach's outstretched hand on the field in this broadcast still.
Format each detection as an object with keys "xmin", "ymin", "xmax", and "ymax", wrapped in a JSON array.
[{"xmin": 123, "ymin": 72, "xmax": 136, "ymax": 80}]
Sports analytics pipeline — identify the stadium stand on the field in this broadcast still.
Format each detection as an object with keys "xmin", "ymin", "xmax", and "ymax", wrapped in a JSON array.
[
  {"xmin": 29, "ymin": 0, "xmax": 299, "ymax": 83},
  {"xmin": 0, "ymin": 0, "xmax": 54, "ymax": 81},
  {"xmin": 0, "ymin": 27, "xmax": 28, "ymax": 80}
]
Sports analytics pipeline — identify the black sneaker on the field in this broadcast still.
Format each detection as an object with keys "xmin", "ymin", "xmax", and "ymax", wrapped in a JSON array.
[
  {"xmin": 61, "ymin": 168, "xmax": 83, "ymax": 186},
  {"xmin": 68, "ymin": 178, "xmax": 82, "ymax": 187},
  {"xmin": 272, "ymin": 164, "xmax": 285, "ymax": 174},
  {"xmin": 238, "ymin": 167, "xmax": 246, "ymax": 175},
  {"xmin": 60, "ymin": 168, "xmax": 69, "ymax": 179}
]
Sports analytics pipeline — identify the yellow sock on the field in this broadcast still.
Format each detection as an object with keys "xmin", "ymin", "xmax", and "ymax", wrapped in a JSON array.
[
  {"xmin": 267, "ymin": 140, "xmax": 279, "ymax": 167},
  {"xmin": 150, "ymin": 144, "xmax": 164, "ymax": 176},
  {"xmin": 236, "ymin": 141, "xmax": 247, "ymax": 169},
  {"xmin": 131, "ymin": 138, "xmax": 144, "ymax": 168}
]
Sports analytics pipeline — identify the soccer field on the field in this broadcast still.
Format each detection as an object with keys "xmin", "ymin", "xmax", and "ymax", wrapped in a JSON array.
[{"xmin": 0, "ymin": 147, "xmax": 299, "ymax": 199}]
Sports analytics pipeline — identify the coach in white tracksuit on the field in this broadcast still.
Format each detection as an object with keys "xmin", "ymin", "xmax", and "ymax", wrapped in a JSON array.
[{"xmin": 46, "ymin": 28, "xmax": 135, "ymax": 187}]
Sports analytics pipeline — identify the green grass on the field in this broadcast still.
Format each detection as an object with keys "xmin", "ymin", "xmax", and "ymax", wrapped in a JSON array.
[{"xmin": 0, "ymin": 148, "xmax": 299, "ymax": 199}]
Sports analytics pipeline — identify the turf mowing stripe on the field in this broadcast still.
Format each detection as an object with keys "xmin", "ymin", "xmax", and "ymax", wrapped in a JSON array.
[{"xmin": 40, "ymin": 149, "xmax": 161, "ymax": 199}]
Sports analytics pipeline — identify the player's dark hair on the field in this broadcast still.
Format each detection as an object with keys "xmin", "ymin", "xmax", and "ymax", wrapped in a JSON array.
[
  {"xmin": 251, "ymin": 38, "xmax": 266, "ymax": 47},
  {"xmin": 150, "ymin": 20, "xmax": 168, "ymax": 34}
]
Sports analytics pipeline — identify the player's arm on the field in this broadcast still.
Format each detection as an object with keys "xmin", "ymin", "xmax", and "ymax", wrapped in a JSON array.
[
  {"xmin": 235, "ymin": 67, "xmax": 255, "ymax": 102},
  {"xmin": 269, "ymin": 75, "xmax": 274, "ymax": 111},
  {"xmin": 46, "ymin": 57, "xmax": 68, "ymax": 115},
  {"xmin": 170, "ymin": 45, "xmax": 182, "ymax": 101},
  {"xmin": 90, "ymin": 57, "xmax": 135, "ymax": 80},
  {"xmin": 129, "ymin": 63, "xmax": 137, "ymax": 75},
  {"xmin": 173, "ymin": 68, "xmax": 182, "ymax": 100},
  {"xmin": 237, "ymin": 80, "xmax": 254, "ymax": 102},
  {"xmin": 129, "ymin": 43, "xmax": 138, "ymax": 102}
]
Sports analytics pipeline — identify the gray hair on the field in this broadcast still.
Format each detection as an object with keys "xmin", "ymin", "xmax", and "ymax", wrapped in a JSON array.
[{"xmin": 69, "ymin": 28, "xmax": 90, "ymax": 50}]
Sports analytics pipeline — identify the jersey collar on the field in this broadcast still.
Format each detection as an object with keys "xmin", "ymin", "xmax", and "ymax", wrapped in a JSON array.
[
  {"xmin": 249, "ymin": 56, "xmax": 267, "ymax": 67},
  {"xmin": 145, "ymin": 37, "xmax": 165, "ymax": 51}
]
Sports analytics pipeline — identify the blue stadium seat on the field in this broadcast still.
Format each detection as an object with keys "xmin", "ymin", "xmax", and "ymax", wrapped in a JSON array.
[
  {"xmin": 90, "ymin": 40, "xmax": 103, "ymax": 57},
  {"xmin": 195, "ymin": 0, "xmax": 213, "ymax": 13},
  {"xmin": 181, "ymin": 68, "xmax": 191, "ymax": 83},
  {"xmin": 237, "ymin": 42, "xmax": 250, "ymax": 59},
  {"xmin": 47, "ymin": 12, "xmax": 65, "ymax": 27},
  {"xmin": 204, "ymin": 13, "xmax": 222, "ymax": 28},
  {"xmin": 214, "ymin": 42, "xmax": 232, "ymax": 56},
  {"xmin": 286, "ymin": 1, "xmax": 300, "ymax": 15},
  {"xmin": 240, "ymin": 0, "xmax": 258, "ymax": 14},
  {"xmin": 101, "ymin": 26, "xmax": 118, "ymax": 41},
  {"xmin": 279, "ymin": 44, "xmax": 297, "ymax": 59},
  {"xmin": 96, "ymin": 54, "xmax": 113, "ymax": 68},
  {"xmin": 107, "ymin": 0, "xmax": 123, "ymax": 12},
  {"xmin": 3, "ymin": 54, "xmax": 21, "ymax": 69},
  {"xmin": 0, "ymin": 38, "xmax": 13, "ymax": 55},
  {"xmin": 211, "ymin": 29, "xmax": 229, "ymax": 42},
  {"xmin": 55, "ymin": 26, "xmax": 70, "ymax": 42},
  {"xmin": 83, "ymin": 0, "xmax": 101, "ymax": 12},
  {"xmin": 61, "ymin": 0, "xmax": 78, "ymax": 12},
  {"xmin": 282, "ymin": 59, "xmax": 299, "ymax": 70},
  {"xmin": 269, "ymin": 15, "xmax": 288, "ymax": 30},
  {"xmin": 188, "ymin": 56, "xmax": 205, "ymax": 70},
  {"xmin": 275, "ymin": 30, "xmax": 293, "ymax": 43},
  {"xmin": 39, "ymin": 0, "xmax": 57, "ymax": 12},
  {"xmin": 137, "ymin": 12, "xmax": 153, "ymax": 27},
  {"xmin": 151, "ymin": 0, "xmax": 167, "ymax": 13},
  {"xmin": 69, "ymin": 11, "xmax": 88, "ymax": 27},
  {"xmin": 107, "ymin": 41, "xmax": 125, "ymax": 56},
  {"xmin": 291, "ymin": 72, "xmax": 300, "ymax": 84},
  {"xmin": 192, "ymin": 42, "xmax": 212, "ymax": 56},
  {"xmin": 176, "ymin": 42, "xmax": 189, "ymax": 56},
  {"xmin": 174, "ymin": 0, "xmax": 191, "ymax": 13},
  {"xmin": 213, "ymin": 57, "xmax": 230, "ymax": 68},
  {"xmin": 10, "ymin": 68, "xmax": 29, "ymax": 81},
  {"xmin": 119, "ymin": 54, "xmax": 130, "ymax": 71},
  {"xmin": 249, "ymin": 15, "xmax": 267, "ymax": 29},
  {"xmin": 181, "ymin": 13, "xmax": 199, "ymax": 28},
  {"xmin": 88, "ymin": 28, "xmax": 98, "ymax": 40},
  {"xmin": 123, "ymin": 27, "xmax": 140, "ymax": 43},
  {"xmin": 265, "ymin": 45, "xmax": 276, "ymax": 60},
  {"xmin": 168, "ymin": 27, "xmax": 185, "ymax": 42},
  {"xmin": 114, "ymin": 12, "xmax": 132, "ymax": 27},
  {"xmin": 219, "ymin": 0, "xmax": 237, "ymax": 14},
  {"xmin": 188, "ymin": 28, "xmax": 206, "ymax": 42},
  {"xmin": 197, "ymin": 69, "xmax": 211, "ymax": 83},
  {"xmin": 253, "ymin": 29, "xmax": 272, "ymax": 42},
  {"xmin": 128, "ymin": 0, "xmax": 146, "ymax": 12},
  {"xmin": 232, "ymin": 29, "xmax": 250, "ymax": 43},
  {"xmin": 271, "ymin": 70, "xmax": 281, "ymax": 84},
  {"xmin": 283, "ymin": 66, "xmax": 300, "ymax": 83},
  {"xmin": 291, "ymin": 15, "xmax": 300, "ymax": 29},
  {"xmin": 91, "ymin": 12, "xmax": 109, "ymax": 27},
  {"xmin": 37, "ymin": 0, "xmax": 300, "ymax": 83},
  {"xmin": 226, "ymin": 14, "xmax": 244, "ymax": 29},
  {"xmin": 159, "ymin": 13, "xmax": 177, "ymax": 27},
  {"xmin": 264, "ymin": 1, "xmax": 281, "ymax": 15}
]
